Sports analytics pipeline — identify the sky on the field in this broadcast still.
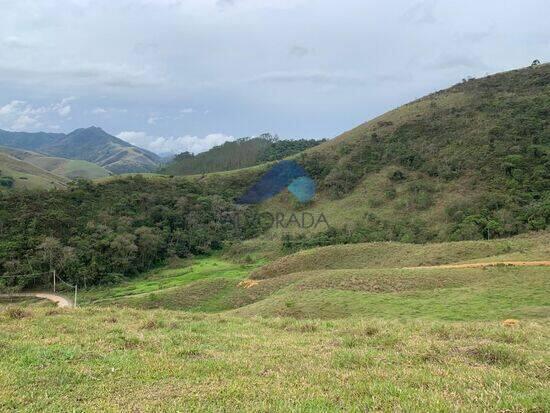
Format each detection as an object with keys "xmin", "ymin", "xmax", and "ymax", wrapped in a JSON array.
[{"xmin": 0, "ymin": 0, "xmax": 548, "ymax": 155}]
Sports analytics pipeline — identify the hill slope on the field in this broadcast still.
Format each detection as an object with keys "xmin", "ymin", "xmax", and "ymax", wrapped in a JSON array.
[
  {"xmin": 0, "ymin": 152, "xmax": 68, "ymax": 190},
  {"xmin": 229, "ymin": 64, "xmax": 550, "ymax": 250},
  {"xmin": 0, "ymin": 146, "xmax": 111, "ymax": 180},
  {"xmin": 0, "ymin": 127, "xmax": 160, "ymax": 173},
  {"xmin": 161, "ymin": 134, "xmax": 324, "ymax": 176}
]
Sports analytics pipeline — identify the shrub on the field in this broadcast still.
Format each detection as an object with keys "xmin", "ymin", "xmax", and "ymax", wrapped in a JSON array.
[{"xmin": 5, "ymin": 307, "xmax": 31, "ymax": 319}]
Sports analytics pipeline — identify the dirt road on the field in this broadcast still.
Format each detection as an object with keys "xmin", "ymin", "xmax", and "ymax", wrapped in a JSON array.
[
  {"xmin": 404, "ymin": 261, "xmax": 550, "ymax": 270},
  {"xmin": 0, "ymin": 292, "xmax": 73, "ymax": 308}
]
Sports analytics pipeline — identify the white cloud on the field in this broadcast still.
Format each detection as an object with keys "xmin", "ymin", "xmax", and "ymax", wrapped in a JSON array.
[
  {"xmin": 180, "ymin": 108, "xmax": 194, "ymax": 114},
  {"xmin": 117, "ymin": 130, "xmax": 234, "ymax": 154},
  {"xmin": 11, "ymin": 115, "xmax": 41, "ymax": 130},
  {"xmin": 403, "ymin": 0, "xmax": 437, "ymax": 25},
  {"xmin": 0, "ymin": 100, "xmax": 26, "ymax": 116},
  {"xmin": 0, "ymin": 97, "xmax": 76, "ymax": 131},
  {"xmin": 147, "ymin": 116, "xmax": 160, "ymax": 125},
  {"xmin": 92, "ymin": 107, "xmax": 107, "ymax": 114}
]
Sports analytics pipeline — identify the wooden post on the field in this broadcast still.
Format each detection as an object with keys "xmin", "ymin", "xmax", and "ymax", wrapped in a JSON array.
[
  {"xmin": 74, "ymin": 285, "xmax": 77, "ymax": 308},
  {"xmin": 53, "ymin": 269, "xmax": 56, "ymax": 293}
]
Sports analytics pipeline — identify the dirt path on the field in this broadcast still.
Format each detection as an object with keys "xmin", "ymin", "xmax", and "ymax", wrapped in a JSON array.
[
  {"xmin": 0, "ymin": 292, "xmax": 73, "ymax": 308},
  {"xmin": 404, "ymin": 261, "xmax": 550, "ymax": 270}
]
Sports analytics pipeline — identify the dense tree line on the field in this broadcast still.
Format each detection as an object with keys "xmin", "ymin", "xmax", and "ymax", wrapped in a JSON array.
[
  {"xmin": 162, "ymin": 134, "xmax": 324, "ymax": 176},
  {"xmin": 0, "ymin": 175, "xmax": 263, "ymax": 290}
]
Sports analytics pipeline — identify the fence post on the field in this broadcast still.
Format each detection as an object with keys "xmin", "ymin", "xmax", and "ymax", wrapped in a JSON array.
[
  {"xmin": 74, "ymin": 284, "xmax": 78, "ymax": 308},
  {"xmin": 53, "ymin": 269, "xmax": 56, "ymax": 293}
]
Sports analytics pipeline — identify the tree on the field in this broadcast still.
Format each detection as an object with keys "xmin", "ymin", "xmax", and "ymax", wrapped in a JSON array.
[
  {"xmin": 36, "ymin": 237, "xmax": 63, "ymax": 271},
  {"xmin": 110, "ymin": 233, "xmax": 138, "ymax": 274}
]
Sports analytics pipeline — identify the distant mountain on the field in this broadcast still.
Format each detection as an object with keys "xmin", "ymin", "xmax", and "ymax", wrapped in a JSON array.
[
  {"xmin": 0, "ymin": 127, "xmax": 161, "ymax": 173},
  {"xmin": 161, "ymin": 133, "xmax": 325, "ymax": 175},
  {"xmin": 0, "ymin": 146, "xmax": 111, "ymax": 180}
]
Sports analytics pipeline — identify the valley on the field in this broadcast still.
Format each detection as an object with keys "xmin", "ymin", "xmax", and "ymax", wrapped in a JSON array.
[
  {"xmin": 1, "ymin": 233, "xmax": 548, "ymax": 411},
  {"xmin": 1, "ymin": 64, "xmax": 549, "ymax": 412}
]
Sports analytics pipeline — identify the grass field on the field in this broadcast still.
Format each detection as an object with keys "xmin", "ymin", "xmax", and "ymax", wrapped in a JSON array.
[
  {"xmin": 0, "ymin": 152, "xmax": 68, "ymax": 191},
  {"xmin": 80, "ymin": 256, "xmax": 265, "ymax": 305},
  {"xmin": 252, "ymin": 231, "xmax": 550, "ymax": 279},
  {"xmin": 0, "ymin": 307, "xmax": 548, "ymax": 412},
  {"xmin": 0, "ymin": 234, "xmax": 549, "ymax": 411}
]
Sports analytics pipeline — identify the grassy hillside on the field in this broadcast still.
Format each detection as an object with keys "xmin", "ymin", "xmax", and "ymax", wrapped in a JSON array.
[
  {"xmin": 0, "ymin": 146, "xmax": 111, "ymax": 179},
  {"xmin": 0, "ymin": 152, "xmax": 68, "ymax": 191},
  {"xmin": 0, "ymin": 127, "xmax": 160, "ymax": 174},
  {"xmin": 161, "ymin": 134, "xmax": 323, "ymax": 176},
  {"xmin": 1, "ymin": 232, "xmax": 548, "ymax": 411},
  {"xmin": 251, "ymin": 231, "xmax": 550, "ymax": 279},
  {"xmin": 83, "ymin": 64, "xmax": 549, "ymax": 258},
  {"xmin": 81, "ymin": 232, "xmax": 549, "ymax": 318},
  {"xmin": 3, "ymin": 233, "xmax": 550, "ymax": 410},
  {"xmin": 234, "ymin": 64, "xmax": 549, "ymax": 250}
]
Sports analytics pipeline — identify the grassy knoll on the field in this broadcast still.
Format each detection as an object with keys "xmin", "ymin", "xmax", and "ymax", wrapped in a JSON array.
[
  {"xmin": 233, "ymin": 266, "xmax": 550, "ymax": 320},
  {"xmin": 0, "ymin": 308, "xmax": 548, "ymax": 412},
  {"xmin": 107, "ymin": 265, "xmax": 549, "ymax": 321},
  {"xmin": 0, "ymin": 152, "xmax": 68, "ymax": 191},
  {"xmin": 79, "ymin": 256, "xmax": 265, "ymax": 305},
  {"xmin": 252, "ymin": 231, "xmax": 550, "ymax": 279}
]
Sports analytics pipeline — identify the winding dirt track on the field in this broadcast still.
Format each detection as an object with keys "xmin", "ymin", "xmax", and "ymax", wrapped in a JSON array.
[
  {"xmin": 404, "ymin": 261, "xmax": 550, "ymax": 270},
  {"xmin": 0, "ymin": 292, "xmax": 72, "ymax": 308}
]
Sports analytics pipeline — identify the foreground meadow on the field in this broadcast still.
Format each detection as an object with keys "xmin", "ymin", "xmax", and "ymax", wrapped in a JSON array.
[{"xmin": 0, "ymin": 306, "xmax": 549, "ymax": 412}]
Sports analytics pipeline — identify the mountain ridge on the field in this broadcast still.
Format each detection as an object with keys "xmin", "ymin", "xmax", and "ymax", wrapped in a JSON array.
[{"xmin": 0, "ymin": 126, "xmax": 160, "ymax": 174}]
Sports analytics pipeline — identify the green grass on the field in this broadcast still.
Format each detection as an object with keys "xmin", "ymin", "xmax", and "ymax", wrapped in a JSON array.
[
  {"xmin": 80, "ymin": 256, "xmax": 265, "ymax": 305},
  {"xmin": 0, "ymin": 146, "xmax": 110, "ymax": 183},
  {"xmin": 113, "ymin": 264, "xmax": 550, "ymax": 321},
  {"xmin": 0, "ymin": 308, "xmax": 548, "ymax": 412},
  {"xmin": 52, "ymin": 159, "xmax": 110, "ymax": 179},
  {"xmin": 251, "ymin": 231, "xmax": 550, "ymax": 279},
  {"xmin": 0, "ymin": 154, "xmax": 68, "ymax": 191},
  {"xmin": 0, "ymin": 297, "xmax": 53, "ymax": 309},
  {"xmin": 1, "ymin": 239, "xmax": 549, "ymax": 411},
  {"xmin": 234, "ymin": 266, "xmax": 550, "ymax": 320}
]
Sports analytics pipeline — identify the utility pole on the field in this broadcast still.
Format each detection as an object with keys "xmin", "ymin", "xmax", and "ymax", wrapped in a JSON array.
[{"xmin": 53, "ymin": 269, "xmax": 56, "ymax": 293}]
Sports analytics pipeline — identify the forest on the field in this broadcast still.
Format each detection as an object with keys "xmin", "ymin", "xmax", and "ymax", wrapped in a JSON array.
[{"xmin": 0, "ymin": 175, "xmax": 264, "ymax": 290}]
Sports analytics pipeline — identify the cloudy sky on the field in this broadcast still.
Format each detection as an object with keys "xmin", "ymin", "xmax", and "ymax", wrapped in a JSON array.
[{"xmin": 0, "ymin": 0, "xmax": 548, "ymax": 154}]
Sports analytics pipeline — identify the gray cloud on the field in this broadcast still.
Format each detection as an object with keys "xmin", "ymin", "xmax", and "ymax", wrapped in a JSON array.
[
  {"xmin": 402, "ymin": 0, "xmax": 437, "ymax": 24},
  {"xmin": 289, "ymin": 45, "xmax": 310, "ymax": 58},
  {"xmin": 251, "ymin": 71, "xmax": 365, "ymax": 86},
  {"xmin": 1, "ymin": 36, "xmax": 34, "ymax": 49},
  {"xmin": 216, "ymin": 0, "xmax": 236, "ymax": 7},
  {"xmin": 429, "ymin": 55, "xmax": 488, "ymax": 71},
  {"xmin": 0, "ymin": 0, "xmax": 548, "ymax": 149}
]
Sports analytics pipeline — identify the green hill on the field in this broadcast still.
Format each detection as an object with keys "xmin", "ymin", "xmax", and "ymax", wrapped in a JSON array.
[
  {"xmin": 227, "ymin": 64, "xmax": 549, "ymax": 253},
  {"xmin": 0, "ymin": 152, "xmax": 68, "ymax": 191},
  {"xmin": 0, "ymin": 146, "xmax": 111, "ymax": 180},
  {"xmin": 161, "ymin": 134, "xmax": 324, "ymax": 175},
  {"xmin": 0, "ymin": 127, "xmax": 161, "ymax": 173},
  {"xmin": 85, "ymin": 231, "xmax": 549, "ymax": 319},
  {"xmin": 2, "ymin": 62, "xmax": 550, "ymax": 413},
  {"xmin": 1, "ymin": 64, "xmax": 549, "ymax": 288}
]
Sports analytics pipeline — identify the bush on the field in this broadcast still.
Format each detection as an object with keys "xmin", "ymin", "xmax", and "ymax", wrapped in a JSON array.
[
  {"xmin": 0, "ymin": 176, "xmax": 15, "ymax": 188},
  {"xmin": 5, "ymin": 307, "xmax": 31, "ymax": 319}
]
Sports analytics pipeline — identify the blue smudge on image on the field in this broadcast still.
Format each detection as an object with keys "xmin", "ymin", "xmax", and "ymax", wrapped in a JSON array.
[
  {"xmin": 288, "ymin": 176, "xmax": 315, "ymax": 203},
  {"xmin": 237, "ymin": 160, "xmax": 314, "ymax": 204}
]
